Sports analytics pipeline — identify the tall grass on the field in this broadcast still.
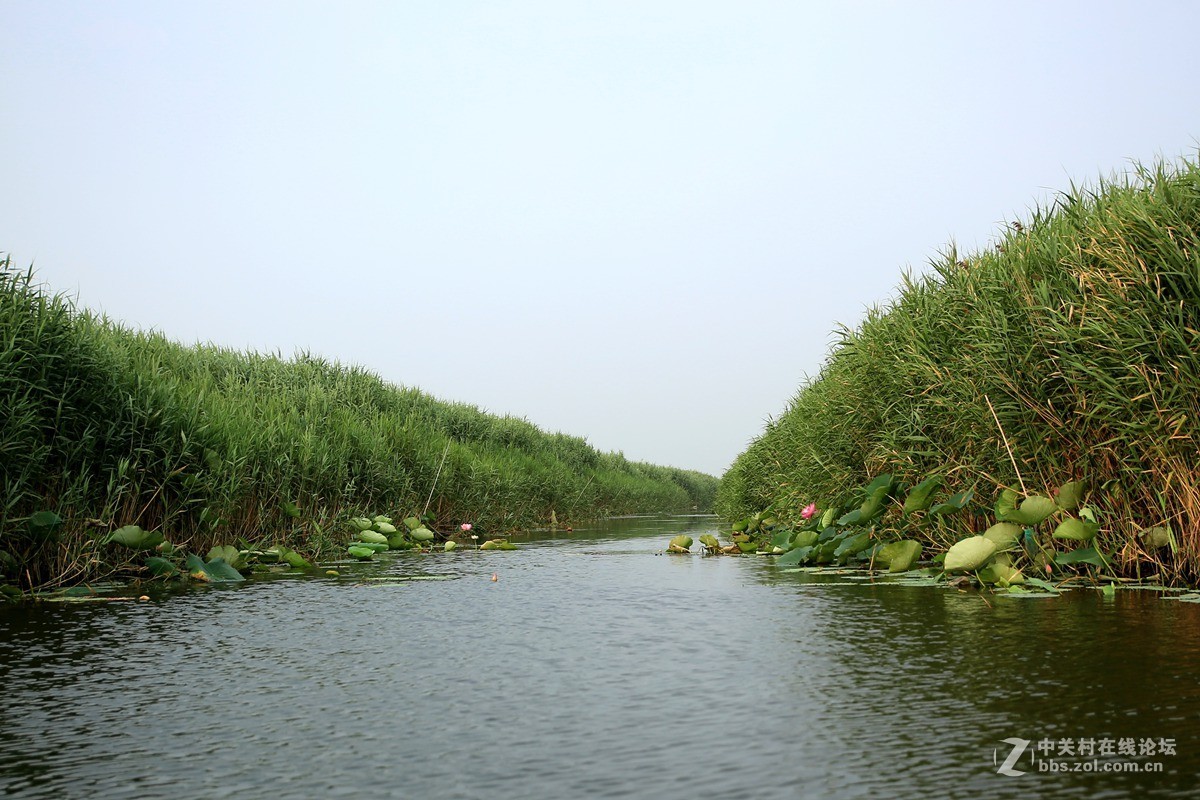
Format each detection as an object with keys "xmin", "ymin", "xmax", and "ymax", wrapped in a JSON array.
[
  {"xmin": 0, "ymin": 263, "xmax": 717, "ymax": 588},
  {"xmin": 717, "ymin": 155, "xmax": 1200, "ymax": 579}
]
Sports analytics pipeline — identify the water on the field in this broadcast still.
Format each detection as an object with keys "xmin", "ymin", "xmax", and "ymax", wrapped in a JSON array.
[{"xmin": 2, "ymin": 515, "xmax": 1197, "ymax": 799}]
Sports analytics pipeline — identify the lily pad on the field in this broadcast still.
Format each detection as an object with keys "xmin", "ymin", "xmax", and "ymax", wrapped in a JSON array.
[
  {"xmin": 775, "ymin": 545, "xmax": 814, "ymax": 566},
  {"xmin": 206, "ymin": 545, "xmax": 246, "ymax": 569},
  {"xmin": 107, "ymin": 525, "xmax": 165, "ymax": 551},
  {"xmin": 982, "ymin": 522, "xmax": 1023, "ymax": 550},
  {"xmin": 1053, "ymin": 518, "xmax": 1099, "ymax": 542},
  {"xmin": 1001, "ymin": 496, "xmax": 1058, "ymax": 525},
  {"xmin": 834, "ymin": 531, "xmax": 872, "ymax": 560},
  {"xmin": 903, "ymin": 476, "xmax": 943, "ymax": 513},
  {"xmin": 1055, "ymin": 545, "xmax": 1110, "ymax": 568},
  {"xmin": 185, "ymin": 554, "xmax": 245, "ymax": 582},
  {"xmin": 1139, "ymin": 526, "xmax": 1174, "ymax": 550},
  {"xmin": 875, "ymin": 540, "xmax": 922, "ymax": 573},
  {"xmin": 144, "ymin": 556, "xmax": 179, "ymax": 578},
  {"xmin": 347, "ymin": 546, "xmax": 376, "ymax": 560},
  {"xmin": 27, "ymin": 511, "xmax": 64, "ymax": 541},
  {"xmin": 929, "ymin": 489, "xmax": 974, "ymax": 516},
  {"xmin": 791, "ymin": 530, "xmax": 819, "ymax": 549},
  {"xmin": 1055, "ymin": 481, "xmax": 1087, "ymax": 511},
  {"xmin": 1024, "ymin": 577, "xmax": 1062, "ymax": 593},
  {"xmin": 944, "ymin": 536, "xmax": 998, "ymax": 572}
]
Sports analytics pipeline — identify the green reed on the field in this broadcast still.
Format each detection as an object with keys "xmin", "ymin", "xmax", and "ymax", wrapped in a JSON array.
[
  {"xmin": 717, "ymin": 155, "xmax": 1200, "ymax": 581},
  {"xmin": 0, "ymin": 263, "xmax": 717, "ymax": 589}
]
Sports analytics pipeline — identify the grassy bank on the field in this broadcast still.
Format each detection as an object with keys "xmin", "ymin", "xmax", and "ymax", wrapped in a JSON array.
[
  {"xmin": 1, "ymin": 262, "xmax": 717, "ymax": 590},
  {"xmin": 717, "ymin": 155, "xmax": 1200, "ymax": 583}
]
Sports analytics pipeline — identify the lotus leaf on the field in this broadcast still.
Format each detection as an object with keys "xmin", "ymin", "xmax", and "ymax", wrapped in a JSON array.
[
  {"xmin": 929, "ymin": 489, "xmax": 974, "ymax": 516},
  {"xmin": 347, "ymin": 545, "xmax": 376, "ymax": 560},
  {"xmin": 185, "ymin": 554, "xmax": 245, "ymax": 582},
  {"xmin": 1055, "ymin": 546, "xmax": 1109, "ymax": 567},
  {"xmin": 775, "ymin": 545, "xmax": 814, "ymax": 566},
  {"xmin": 373, "ymin": 514, "xmax": 393, "ymax": 524},
  {"xmin": 444, "ymin": 541, "xmax": 457, "ymax": 552},
  {"xmin": 944, "ymin": 536, "xmax": 998, "ymax": 572},
  {"xmin": 410, "ymin": 527, "xmax": 436, "ymax": 542},
  {"xmin": 107, "ymin": 525, "xmax": 165, "ymax": 550},
  {"xmin": 350, "ymin": 517, "xmax": 374, "ymax": 532},
  {"xmin": 144, "ymin": 556, "xmax": 179, "ymax": 578},
  {"xmin": 1053, "ymin": 518, "xmax": 1099, "ymax": 542},
  {"xmin": 374, "ymin": 522, "xmax": 398, "ymax": 535},
  {"xmin": 1055, "ymin": 481, "xmax": 1087, "ymax": 511},
  {"xmin": 834, "ymin": 531, "xmax": 872, "ymax": 560},
  {"xmin": 903, "ymin": 476, "xmax": 943, "ymax": 513},
  {"xmin": 876, "ymin": 540, "xmax": 922, "ymax": 573},
  {"xmin": 1023, "ymin": 577, "xmax": 1062, "ymax": 593},
  {"xmin": 982, "ymin": 522, "xmax": 1023, "ymax": 550},
  {"xmin": 994, "ymin": 488, "xmax": 1020, "ymax": 519},
  {"xmin": 791, "ymin": 530, "xmax": 819, "ymax": 549},
  {"xmin": 206, "ymin": 545, "xmax": 245, "ymax": 568},
  {"xmin": 819, "ymin": 507, "xmax": 839, "ymax": 529},
  {"xmin": 1139, "ymin": 526, "xmax": 1173, "ymax": 549},
  {"xmin": 1001, "ymin": 496, "xmax": 1057, "ymax": 525},
  {"xmin": 359, "ymin": 530, "xmax": 389, "ymax": 545},
  {"xmin": 669, "ymin": 535, "xmax": 694, "ymax": 550},
  {"xmin": 978, "ymin": 558, "xmax": 1025, "ymax": 586},
  {"xmin": 403, "ymin": 516, "xmax": 422, "ymax": 531},
  {"xmin": 278, "ymin": 548, "xmax": 312, "ymax": 568},
  {"xmin": 27, "ymin": 511, "xmax": 64, "ymax": 541},
  {"xmin": 836, "ymin": 509, "xmax": 864, "ymax": 526}
]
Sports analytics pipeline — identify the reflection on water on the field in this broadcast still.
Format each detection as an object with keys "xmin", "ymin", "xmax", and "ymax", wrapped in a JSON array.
[{"xmin": 1, "ymin": 515, "xmax": 1197, "ymax": 799}]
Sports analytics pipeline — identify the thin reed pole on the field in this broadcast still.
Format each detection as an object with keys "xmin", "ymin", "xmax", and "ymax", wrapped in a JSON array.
[
  {"xmin": 984, "ymin": 394, "xmax": 1026, "ymax": 495},
  {"xmin": 423, "ymin": 440, "xmax": 452, "ymax": 516}
]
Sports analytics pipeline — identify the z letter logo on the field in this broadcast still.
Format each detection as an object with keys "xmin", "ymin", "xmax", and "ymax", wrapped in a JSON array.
[{"xmin": 995, "ymin": 738, "xmax": 1030, "ymax": 776}]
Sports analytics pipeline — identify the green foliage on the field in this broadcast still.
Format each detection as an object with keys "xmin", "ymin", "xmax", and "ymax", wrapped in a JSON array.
[
  {"xmin": 876, "ymin": 540, "xmax": 922, "ymax": 572},
  {"xmin": 0, "ymin": 258, "xmax": 718, "ymax": 587},
  {"xmin": 944, "ymin": 536, "xmax": 998, "ymax": 573},
  {"xmin": 666, "ymin": 535, "xmax": 693, "ymax": 553},
  {"xmin": 717, "ymin": 154, "xmax": 1200, "ymax": 580}
]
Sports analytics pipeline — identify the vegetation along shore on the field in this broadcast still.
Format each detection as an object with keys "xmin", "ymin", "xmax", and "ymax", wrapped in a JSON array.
[
  {"xmin": 0, "ymin": 261, "xmax": 717, "ymax": 594},
  {"xmin": 717, "ymin": 155, "xmax": 1200, "ymax": 587}
]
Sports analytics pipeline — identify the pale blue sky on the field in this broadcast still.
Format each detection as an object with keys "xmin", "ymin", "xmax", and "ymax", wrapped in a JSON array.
[{"xmin": 3, "ymin": 1, "xmax": 1199, "ymax": 476}]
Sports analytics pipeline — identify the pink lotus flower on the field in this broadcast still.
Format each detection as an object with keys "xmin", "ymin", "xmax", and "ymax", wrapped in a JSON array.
[
  {"xmin": 801, "ymin": 503, "xmax": 818, "ymax": 520},
  {"xmin": 461, "ymin": 523, "xmax": 473, "ymax": 532}
]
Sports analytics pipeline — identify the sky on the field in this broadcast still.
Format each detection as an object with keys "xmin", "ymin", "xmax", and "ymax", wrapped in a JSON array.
[{"xmin": 3, "ymin": 1, "xmax": 1199, "ymax": 477}]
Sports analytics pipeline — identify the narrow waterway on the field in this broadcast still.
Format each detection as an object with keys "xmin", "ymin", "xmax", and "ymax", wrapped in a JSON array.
[{"xmin": 1, "ymin": 515, "xmax": 1197, "ymax": 799}]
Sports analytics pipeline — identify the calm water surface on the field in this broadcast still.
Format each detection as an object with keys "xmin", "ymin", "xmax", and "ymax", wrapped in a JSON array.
[{"xmin": 2, "ymin": 515, "xmax": 1198, "ymax": 799}]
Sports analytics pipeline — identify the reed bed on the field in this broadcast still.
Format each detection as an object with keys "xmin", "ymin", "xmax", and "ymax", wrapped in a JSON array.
[
  {"xmin": 717, "ymin": 155, "xmax": 1200, "ymax": 581},
  {"xmin": 0, "ymin": 263, "xmax": 717, "ymax": 589}
]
